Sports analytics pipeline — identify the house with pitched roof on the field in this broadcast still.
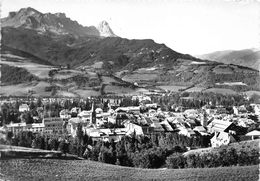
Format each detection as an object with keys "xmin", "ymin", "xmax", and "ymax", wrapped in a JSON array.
[
  {"xmin": 207, "ymin": 119, "xmax": 237, "ymax": 134},
  {"xmin": 211, "ymin": 132, "xmax": 237, "ymax": 147}
]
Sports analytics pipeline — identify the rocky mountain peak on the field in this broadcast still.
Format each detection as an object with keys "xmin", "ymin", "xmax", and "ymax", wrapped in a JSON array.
[
  {"xmin": 8, "ymin": 12, "xmax": 17, "ymax": 18},
  {"xmin": 18, "ymin": 7, "xmax": 42, "ymax": 16},
  {"xmin": 97, "ymin": 20, "xmax": 117, "ymax": 37},
  {"xmin": 54, "ymin": 12, "xmax": 66, "ymax": 18},
  {"xmin": 2, "ymin": 8, "xmax": 117, "ymax": 38}
]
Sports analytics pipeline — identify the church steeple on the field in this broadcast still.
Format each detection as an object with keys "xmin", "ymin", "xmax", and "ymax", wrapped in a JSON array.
[{"xmin": 91, "ymin": 101, "xmax": 96, "ymax": 124}]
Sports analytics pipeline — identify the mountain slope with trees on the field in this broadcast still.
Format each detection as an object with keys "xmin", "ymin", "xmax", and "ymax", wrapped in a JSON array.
[{"xmin": 1, "ymin": 7, "xmax": 259, "ymax": 94}]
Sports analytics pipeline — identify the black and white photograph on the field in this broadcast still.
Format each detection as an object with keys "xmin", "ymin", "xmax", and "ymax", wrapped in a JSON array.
[{"xmin": 0, "ymin": 0, "xmax": 259, "ymax": 180}]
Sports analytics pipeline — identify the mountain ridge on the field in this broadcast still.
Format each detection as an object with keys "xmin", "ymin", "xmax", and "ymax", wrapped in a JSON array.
[
  {"xmin": 1, "ymin": 7, "xmax": 116, "ymax": 37},
  {"xmin": 197, "ymin": 49, "xmax": 260, "ymax": 71},
  {"xmin": 1, "ymin": 7, "xmax": 259, "ymax": 96}
]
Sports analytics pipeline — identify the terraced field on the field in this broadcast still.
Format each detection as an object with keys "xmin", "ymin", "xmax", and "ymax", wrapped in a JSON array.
[{"xmin": 0, "ymin": 158, "xmax": 259, "ymax": 181}]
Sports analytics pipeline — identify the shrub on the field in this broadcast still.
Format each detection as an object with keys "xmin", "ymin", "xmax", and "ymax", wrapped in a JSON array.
[
  {"xmin": 132, "ymin": 148, "xmax": 166, "ymax": 168},
  {"xmin": 166, "ymin": 153, "xmax": 186, "ymax": 168}
]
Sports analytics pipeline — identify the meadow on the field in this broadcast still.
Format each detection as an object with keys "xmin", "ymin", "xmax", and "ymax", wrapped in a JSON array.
[{"xmin": 0, "ymin": 158, "xmax": 259, "ymax": 181}]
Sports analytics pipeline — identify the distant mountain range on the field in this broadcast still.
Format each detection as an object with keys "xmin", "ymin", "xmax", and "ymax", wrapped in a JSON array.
[
  {"xmin": 197, "ymin": 49, "xmax": 260, "ymax": 70},
  {"xmin": 1, "ymin": 7, "xmax": 116, "ymax": 37},
  {"xmin": 1, "ymin": 7, "xmax": 259, "ymax": 95}
]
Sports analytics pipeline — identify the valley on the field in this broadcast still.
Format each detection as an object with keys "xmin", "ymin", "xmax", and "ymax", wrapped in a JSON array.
[{"xmin": 1, "ymin": 4, "xmax": 259, "ymax": 181}]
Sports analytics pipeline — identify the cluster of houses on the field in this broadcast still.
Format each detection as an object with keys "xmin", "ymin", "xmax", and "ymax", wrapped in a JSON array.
[{"xmin": 2, "ymin": 96, "xmax": 260, "ymax": 148}]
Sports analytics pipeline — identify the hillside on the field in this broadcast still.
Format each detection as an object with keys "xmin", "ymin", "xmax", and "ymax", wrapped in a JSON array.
[
  {"xmin": 1, "ymin": 64, "xmax": 38, "ymax": 85},
  {"xmin": 1, "ymin": 26, "xmax": 200, "ymax": 70},
  {"xmin": 2, "ymin": 27, "xmax": 259, "ymax": 91},
  {"xmin": 1, "ymin": 45, "xmax": 52, "ymax": 66},
  {"xmin": 183, "ymin": 139, "xmax": 260, "ymax": 157},
  {"xmin": 198, "ymin": 49, "xmax": 260, "ymax": 71},
  {"xmin": 0, "ymin": 158, "xmax": 259, "ymax": 181},
  {"xmin": 1, "ymin": 7, "xmax": 260, "ymax": 96},
  {"xmin": 0, "ymin": 47, "xmax": 136, "ymax": 97}
]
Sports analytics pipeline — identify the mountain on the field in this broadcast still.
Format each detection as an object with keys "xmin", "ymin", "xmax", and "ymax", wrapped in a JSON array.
[
  {"xmin": 1, "ymin": 7, "xmax": 116, "ymax": 37},
  {"xmin": 197, "ymin": 49, "xmax": 260, "ymax": 71},
  {"xmin": 97, "ymin": 21, "xmax": 117, "ymax": 37},
  {"xmin": 1, "ymin": 26, "xmax": 202, "ymax": 70},
  {"xmin": 1, "ymin": 7, "xmax": 259, "ymax": 96}
]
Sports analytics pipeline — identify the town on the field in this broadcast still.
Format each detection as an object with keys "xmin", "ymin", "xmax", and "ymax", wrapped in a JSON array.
[{"xmin": 1, "ymin": 91, "xmax": 260, "ymax": 168}]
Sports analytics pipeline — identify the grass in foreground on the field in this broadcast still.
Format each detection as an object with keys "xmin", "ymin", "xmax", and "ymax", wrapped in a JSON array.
[{"xmin": 0, "ymin": 158, "xmax": 259, "ymax": 181}]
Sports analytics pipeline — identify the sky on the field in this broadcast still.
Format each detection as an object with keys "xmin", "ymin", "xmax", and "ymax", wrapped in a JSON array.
[{"xmin": 1, "ymin": 0, "xmax": 259, "ymax": 55}]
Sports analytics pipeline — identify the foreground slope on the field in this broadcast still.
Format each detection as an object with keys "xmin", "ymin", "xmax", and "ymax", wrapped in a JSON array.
[{"xmin": 0, "ymin": 158, "xmax": 259, "ymax": 181}]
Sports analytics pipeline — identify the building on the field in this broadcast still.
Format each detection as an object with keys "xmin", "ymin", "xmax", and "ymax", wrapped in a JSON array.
[
  {"xmin": 178, "ymin": 127, "xmax": 196, "ymax": 137},
  {"xmin": 67, "ymin": 117, "xmax": 89, "ymax": 137},
  {"xmin": 6, "ymin": 122, "xmax": 45, "ymax": 134},
  {"xmin": 78, "ymin": 110, "xmax": 92, "ymax": 121},
  {"xmin": 233, "ymin": 106, "xmax": 247, "ymax": 115},
  {"xmin": 245, "ymin": 130, "xmax": 260, "ymax": 140},
  {"xmin": 60, "ymin": 109, "xmax": 71, "ymax": 119},
  {"xmin": 207, "ymin": 119, "xmax": 237, "ymax": 134},
  {"xmin": 211, "ymin": 132, "xmax": 236, "ymax": 147},
  {"xmin": 124, "ymin": 122, "xmax": 144, "ymax": 136},
  {"xmin": 26, "ymin": 123, "xmax": 45, "ymax": 133},
  {"xmin": 6, "ymin": 122, "xmax": 27, "ymax": 134},
  {"xmin": 193, "ymin": 126, "xmax": 208, "ymax": 136},
  {"xmin": 160, "ymin": 120, "xmax": 174, "ymax": 132},
  {"xmin": 115, "ymin": 106, "xmax": 140, "ymax": 114},
  {"xmin": 84, "ymin": 127, "xmax": 126, "ymax": 142},
  {"xmin": 19, "ymin": 104, "xmax": 30, "ymax": 112},
  {"xmin": 43, "ymin": 117, "xmax": 64, "ymax": 134},
  {"xmin": 102, "ymin": 98, "xmax": 122, "ymax": 107}
]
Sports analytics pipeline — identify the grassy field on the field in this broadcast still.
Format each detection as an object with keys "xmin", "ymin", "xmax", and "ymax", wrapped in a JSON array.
[
  {"xmin": 185, "ymin": 87, "xmax": 206, "ymax": 92},
  {"xmin": 0, "ymin": 81, "xmax": 53, "ymax": 97},
  {"xmin": 158, "ymin": 85, "xmax": 187, "ymax": 92},
  {"xmin": 245, "ymin": 90, "xmax": 260, "ymax": 97},
  {"xmin": 0, "ymin": 158, "xmax": 259, "ymax": 181},
  {"xmin": 203, "ymin": 88, "xmax": 237, "ymax": 95},
  {"xmin": 1, "ymin": 60, "xmax": 53, "ymax": 79},
  {"xmin": 122, "ymin": 73, "xmax": 158, "ymax": 83},
  {"xmin": 104, "ymin": 85, "xmax": 136, "ymax": 95}
]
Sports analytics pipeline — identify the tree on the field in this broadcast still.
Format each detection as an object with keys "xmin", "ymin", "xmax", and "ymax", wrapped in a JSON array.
[
  {"xmin": 29, "ymin": 101, "xmax": 36, "ymax": 110},
  {"xmin": 76, "ymin": 124, "xmax": 84, "ymax": 143},
  {"xmin": 36, "ymin": 98, "xmax": 43, "ymax": 107},
  {"xmin": 6, "ymin": 131, "xmax": 13, "ymax": 144},
  {"xmin": 32, "ymin": 135, "xmax": 44, "ymax": 149},
  {"xmin": 49, "ymin": 138, "xmax": 59, "ymax": 150},
  {"xmin": 17, "ymin": 131, "xmax": 34, "ymax": 147},
  {"xmin": 115, "ymin": 138, "xmax": 131, "ymax": 166},
  {"xmin": 166, "ymin": 153, "xmax": 186, "ymax": 168},
  {"xmin": 98, "ymin": 145, "xmax": 116, "ymax": 164},
  {"xmin": 132, "ymin": 148, "xmax": 165, "ymax": 168},
  {"xmin": 58, "ymin": 140, "xmax": 69, "ymax": 155},
  {"xmin": 23, "ymin": 112, "xmax": 34, "ymax": 124}
]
